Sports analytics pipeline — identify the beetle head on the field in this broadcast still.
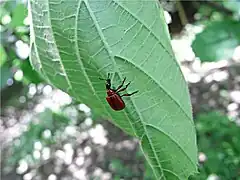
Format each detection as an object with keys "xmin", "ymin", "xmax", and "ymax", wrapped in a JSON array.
[
  {"xmin": 106, "ymin": 79, "xmax": 111, "ymax": 89},
  {"xmin": 99, "ymin": 73, "xmax": 111, "ymax": 89}
]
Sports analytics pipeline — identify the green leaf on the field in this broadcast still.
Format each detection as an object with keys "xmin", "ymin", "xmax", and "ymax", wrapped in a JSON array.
[
  {"xmin": 192, "ymin": 20, "xmax": 240, "ymax": 62},
  {"xmin": 0, "ymin": 5, "xmax": 9, "ymax": 20},
  {"xmin": 0, "ymin": 64, "xmax": 12, "ymax": 89},
  {"xmin": 223, "ymin": 1, "xmax": 240, "ymax": 17},
  {"xmin": 19, "ymin": 59, "xmax": 44, "ymax": 84},
  {"xmin": 191, "ymin": 112, "xmax": 240, "ymax": 179},
  {"xmin": 0, "ymin": 45, "xmax": 7, "ymax": 66},
  {"xmin": 10, "ymin": 3, "xmax": 27, "ymax": 28},
  {"xmin": 2, "ymin": 0, "xmax": 18, "ymax": 13},
  {"xmin": 30, "ymin": 0, "xmax": 197, "ymax": 179}
]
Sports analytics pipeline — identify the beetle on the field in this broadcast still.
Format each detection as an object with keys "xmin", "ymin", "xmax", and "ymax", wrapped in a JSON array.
[{"xmin": 100, "ymin": 73, "xmax": 138, "ymax": 111}]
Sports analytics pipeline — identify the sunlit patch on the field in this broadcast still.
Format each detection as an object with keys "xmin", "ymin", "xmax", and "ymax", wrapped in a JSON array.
[
  {"xmin": 84, "ymin": 118, "xmax": 93, "ymax": 126},
  {"xmin": 42, "ymin": 129, "xmax": 52, "ymax": 139},
  {"xmin": 212, "ymin": 71, "xmax": 229, "ymax": 82},
  {"xmin": 42, "ymin": 99, "xmax": 58, "ymax": 111},
  {"xmin": 34, "ymin": 104, "xmax": 45, "ymax": 113},
  {"xmin": 201, "ymin": 60, "xmax": 228, "ymax": 73},
  {"xmin": 185, "ymin": 50, "xmax": 195, "ymax": 62},
  {"xmin": 164, "ymin": 11, "xmax": 172, "ymax": 24},
  {"xmin": 34, "ymin": 141, "xmax": 42, "ymax": 150},
  {"xmin": 227, "ymin": 103, "xmax": 238, "ymax": 111},
  {"xmin": 102, "ymin": 172, "xmax": 112, "ymax": 180},
  {"xmin": 48, "ymin": 174, "xmax": 57, "ymax": 180},
  {"xmin": 191, "ymin": 24, "xmax": 205, "ymax": 34},
  {"xmin": 37, "ymin": 83, "xmax": 44, "ymax": 92},
  {"xmin": 65, "ymin": 126, "xmax": 77, "ymax": 136},
  {"xmin": 24, "ymin": 16, "xmax": 30, "ymax": 26},
  {"xmin": 172, "ymin": 24, "xmax": 205, "ymax": 63},
  {"xmin": 171, "ymin": 39, "xmax": 195, "ymax": 62},
  {"xmin": 204, "ymin": 74, "xmax": 213, "ymax": 83},
  {"xmin": 43, "ymin": 85, "xmax": 53, "ymax": 95},
  {"xmin": 55, "ymin": 150, "xmax": 65, "ymax": 159},
  {"xmin": 16, "ymin": 159, "xmax": 28, "ymax": 174},
  {"xmin": 15, "ymin": 40, "xmax": 29, "ymax": 59},
  {"xmin": 14, "ymin": 70, "xmax": 23, "ymax": 81},
  {"xmin": 78, "ymin": 104, "xmax": 91, "ymax": 114},
  {"xmin": 28, "ymin": 84, "xmax": 37, "ymax": 96},
  {"xmin": 83, "ymin": 146, "xmax": 91, "ymax": 155},
  {"xmin": 186, "ymin": 73, "xmax": 201, "ymax": 83},
  {"xmin": 33, "ymin": 150, "xmax": 40, "ymax": 159},
  {"xmin": 230, "ymin": 91, "xmax": 240, "ymax": 103},
  {"xmin": 207, "ymin": 174, "xmax": 219, "ymax": 180},
  {"xmin": 232, "ymin": 46, "xmax": 240, "ymax": 61},
  {"xmin": 192, "ymin": 59, "xmax": 202, "ymax": 71},
  {"xmin": 52, "ymin": 90, "xmax": 72, "ymax": 106},
  {"xmin": 75, "ymin": 156, "xmax": 84, "ymax": 166},
  {"xmin": 115, "ymin": 140, "xmax": 136, "ymax": 151},
  {"xmin": 89, "ymin": 124, "xmax": 108, "ymax": 146},
  {"xmin": 216, "ymin": 59, "xmax": 229, "ymax": 67},
  {"xmin": 42, "ymin": 147, "xmax": 50, "ymax": 160},
  {"xmin": 23, "ymin": 172, "xmax": 33, "ymax": 180},
  {"xmin": 63, "ymin": 143, "xmax": 74, "ymax": 165},
  {"xmin": 1, "ymin": 15, "xmax": 11, "ymax": 25},
  {"xmin": 198, "ymin": 152, "xmax": 207, "ymax": 163},
  {"xmin": 180, "ymin": 66, "xmax": 191, "ymax": 75},
  {"xmin": 73, "ymin": 169, "xmax": 86, "ymax": 179},
  {"xmin": 228, "ymin": 111, "xmax": 238, "ymax": 119}
]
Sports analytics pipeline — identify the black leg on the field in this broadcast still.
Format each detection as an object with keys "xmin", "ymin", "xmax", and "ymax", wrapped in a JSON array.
[
  {"xmin": 117, "ymin": 81, "xmax": 131, "ymax": 93},
  {"xmin": 121, "ymin": 90, "xmax": 139, "ymax": 97},
  {"xmin": 116, "ymin": 77, "xmax": 126, "ymax": 91}
]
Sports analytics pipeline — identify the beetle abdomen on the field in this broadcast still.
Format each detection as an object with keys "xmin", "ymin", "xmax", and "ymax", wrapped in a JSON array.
[{"xmin": 106, "ymin": 94, "xmax": 125, "ymax": 111}]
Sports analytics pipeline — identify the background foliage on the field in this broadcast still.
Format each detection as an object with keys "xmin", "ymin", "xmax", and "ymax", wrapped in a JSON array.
[{"xmin": 1, "ymin": 0, "xmax": 240, "ymax": 180}]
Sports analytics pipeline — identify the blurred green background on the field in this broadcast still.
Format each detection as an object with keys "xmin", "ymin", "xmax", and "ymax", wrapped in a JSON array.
[{"xmin": 1, "ymin": 0, "xmax": 240, "ymax": 180}]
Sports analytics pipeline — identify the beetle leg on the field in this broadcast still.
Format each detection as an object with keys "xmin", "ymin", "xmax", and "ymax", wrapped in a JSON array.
[
  {"xmin": 117, "ymin": 81, "xmax": 131, "ymax": 92},
  {"xmin": 121, "ymin": 90, "xmax": 139, "ymax": 97},
  {"xmin": 116, "ymin": 77, "xmax": 126, "ymax": 91}
]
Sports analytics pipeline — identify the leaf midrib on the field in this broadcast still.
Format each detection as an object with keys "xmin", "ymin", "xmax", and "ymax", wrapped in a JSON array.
[
  {"xmin": 41, "ymin": 0, "xmax": 195, "ymax": 178},
  {"xmin": 83, "ymin": 0, "xmax": 138, "ymax": 138},
  {"xmin": 86, "ymin": 1, "xmax": 196, "ymax": 178},
  {"xmin": 84, "ymin": 0, "xmax": 165, "ymax": 178},
  {"xmin": 49, "ymin": 0, "xmax": 138, "ymax": 139}
]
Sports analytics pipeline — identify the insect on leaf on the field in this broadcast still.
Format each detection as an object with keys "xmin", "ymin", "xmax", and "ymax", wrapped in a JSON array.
[{"xmin": 29, "ymin": 0, "xmax": 198, "ymax": 179}]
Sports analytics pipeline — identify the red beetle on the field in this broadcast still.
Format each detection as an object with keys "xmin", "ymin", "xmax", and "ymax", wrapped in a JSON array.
[{"xmin": 100, "ymin": 73, "xmax": 138, "ymax": 111}]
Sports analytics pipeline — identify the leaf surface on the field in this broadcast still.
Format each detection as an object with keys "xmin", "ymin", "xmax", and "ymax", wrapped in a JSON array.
[
  {"xmin": 192, "ymin": 20, "xmax": 240, "ymax": 62},
  {"xmin": 30, "ymin": 0, "xmax": 198, "ymax": 179}
]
